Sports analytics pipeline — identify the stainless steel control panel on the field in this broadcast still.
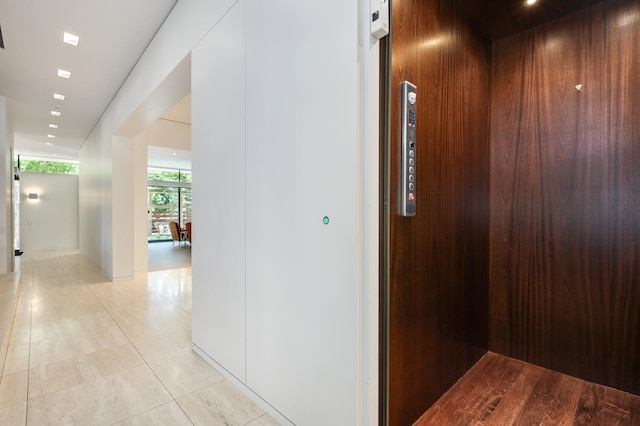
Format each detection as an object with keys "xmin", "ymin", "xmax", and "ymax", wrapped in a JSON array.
[{"xmin": 400, "ymin": 81, "xmax": 417, "ymax": 217}]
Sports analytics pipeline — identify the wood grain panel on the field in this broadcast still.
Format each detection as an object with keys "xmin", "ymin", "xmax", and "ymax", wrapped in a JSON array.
[
  {"xmin": 490, "ymin": 0, "xmax": 640, "ymax": 396},
  {"xmin": 387, "ymin": 0, "xmax": 491, "ymax": 424}
]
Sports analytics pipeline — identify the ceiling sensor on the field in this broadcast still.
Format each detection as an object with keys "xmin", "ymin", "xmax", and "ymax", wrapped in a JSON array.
[{"xmin": 0, "ymin": 24, "xmax": 4, "ymax": 49}]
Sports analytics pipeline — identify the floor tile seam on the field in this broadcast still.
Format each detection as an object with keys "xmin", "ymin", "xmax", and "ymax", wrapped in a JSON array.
[
  {"xmin": 23, "ymin": 261, "xmax": 35, "ymax": 423},
  {"xmin": 26, "ymin": 353, "xmax": 150, "ymax": 402},
  {"xmin": 126, "ymin": 345, "xmax": 185, "ymax": 423},
  {"xmin": 27, "ymin": 338, "xmax": 133, "ymax": 373},
  {"xmin": 109, "ymin": 400, "xmax": 196, "ymax": 426},
  {"xmin": 145, "ymin": 288, "xmax": 192, "ymax": 317},
  {"xmin": 25, "ymin": 368, "xmax": 167, "ymax": 426},
  {"xmin": 130, "ymin": 267, "xmax": 195, "ymax": 410},
  {"xmin": 83, "ymin": 273, "xmax": 187, "ymax": 421},
  {"xmin": 173, "ymin": 379, "xmax": 267, "ymax": 426},
  {"xmin": 146, "ymin": 358, "xmax": 226, "ymax": 401},
  {"xmin": 70, "ymin": 256, "xmax": 192, "ymax": 423},
  {"xmin": 0, "ymin": 274, "xmax": 24, "ymax": 380},
  {"xmin": 145, "ymin": 349, "xmax": 228, "ymax": 399}
]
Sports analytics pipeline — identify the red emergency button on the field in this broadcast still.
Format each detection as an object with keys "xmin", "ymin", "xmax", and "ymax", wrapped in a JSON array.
[{"xmin": 409, "ymin": 193, "xmax": 415, "ymax": 201}]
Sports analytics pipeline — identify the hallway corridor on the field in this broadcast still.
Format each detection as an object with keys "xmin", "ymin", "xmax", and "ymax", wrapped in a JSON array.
[{"xmin": 0, "ymin": 251, "xmax": 277, "ymax": 425}]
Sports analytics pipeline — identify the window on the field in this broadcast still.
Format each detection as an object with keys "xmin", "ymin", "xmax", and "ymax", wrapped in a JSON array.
[
  {"xmin": 148, "ymin": 167, "xmax": 191, "ymax": 241},
  {"xmin": 16, "ymin": 157, "xmax": 79, "ymax": 175}
]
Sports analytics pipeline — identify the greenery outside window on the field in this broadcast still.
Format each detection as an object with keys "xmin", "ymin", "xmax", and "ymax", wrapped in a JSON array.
[
  {"xmin": 148, "ymin": 167, "xmax": 191, "ymax": 242},
  {"xmin": 15, "ymin": 157, "xmax": 79, "ymax": 175},
  {"xmin": 147, "ymin": 167, "xmax": 191, "ymax": 183}
]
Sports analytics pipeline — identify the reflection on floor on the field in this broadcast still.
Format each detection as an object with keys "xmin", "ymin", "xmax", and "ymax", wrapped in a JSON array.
[
  {"xmin": 148, "ymin": 241, "xmax": 191, "ymax": 272},
  {"xmin": 0, "ymin": 250, "xmax": 277, "ymax": 425}
]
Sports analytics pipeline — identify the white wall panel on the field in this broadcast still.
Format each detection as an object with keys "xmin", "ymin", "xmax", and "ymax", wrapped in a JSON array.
[
  {"xmin": 245, "ymin": 1, "xmax": 359, "ymax": 424},
  {"xmin": 111, "ymin": 136, "xmax": 135, "ymax": 280},
  {"xmin": 133, "ymin": 133, "xmax": 149, "ymax": 272},
  {"xmin": 0, "ymin": 97, "xmax": 14, "ymax": 273},
  {"xmin": 191, "ymin": 0, "xmax": 246, "ymax": 381}
]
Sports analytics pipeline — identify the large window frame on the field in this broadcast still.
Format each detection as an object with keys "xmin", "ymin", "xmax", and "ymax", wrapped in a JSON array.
[{"xmin": 147, "ymin": 167, "xmax": 191, "ymax": 242}]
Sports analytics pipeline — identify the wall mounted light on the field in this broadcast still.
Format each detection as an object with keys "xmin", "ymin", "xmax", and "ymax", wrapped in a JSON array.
[{"xmin": 28, "ymin": 193, "xmax": 38, "ymax": 200}]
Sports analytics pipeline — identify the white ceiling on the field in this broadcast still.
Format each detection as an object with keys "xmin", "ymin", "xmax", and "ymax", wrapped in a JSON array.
[
  {"xmin": 148, "ymin": 94, "xmax": 192, "ymax": 171},
  {"xmin": 0, "ymin": 0, "xmax": 181, "ymax": 163}
]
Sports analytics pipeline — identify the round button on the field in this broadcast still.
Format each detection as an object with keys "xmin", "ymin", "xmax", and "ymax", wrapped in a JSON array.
[
  {"xmin": 409, "ymin": 175, "xmax": 415, "ymax": 183},
  {"xmin": 409, "ymin": 167, "xmax": 415, "ymax": 174},
  {"xmin": 409, "ymin": 183, "xmax": 414, "ymax": 190},
  {"xmin": 409, "ymin": 158, "xmax": 415, "ymax": 166},
  {"xmin": 409, "ymin": 150, "xmax": 415, "ymax": 158}
]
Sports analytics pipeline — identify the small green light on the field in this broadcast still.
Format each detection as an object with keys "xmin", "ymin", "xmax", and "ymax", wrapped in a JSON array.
[{"xmin": 323, "ymin": 216, "xmax": 330, "ymax": 225}]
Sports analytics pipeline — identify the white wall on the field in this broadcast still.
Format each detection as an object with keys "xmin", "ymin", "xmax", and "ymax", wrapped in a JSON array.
[
  {"xmin": 133, "ymin": 132, "xmax": 148, "ymax": 272},
  {"xmin": 242, "ymin": 0, "xmax": 359, "ymax": 423},
  {"xmin": 111, "ymin": 136, "xmax": 135, "ymax": 279},
  {"xmin": 191, "ymin": 0, "xmax": 247, "ymax": 382},
  {"xmin": 19, "ymin": 172, "xmax": 78, "ymax": 251},
  {"xmin": 79, "ymin": 0, "xmax": 379, "ymax": 423},
  {"xmin": 80, "ymin": 119, "xmax": 111, "ymax": 276},
  {"xmin": 0, "ymin": 97, "xmax": 14, "ymax": 273}
]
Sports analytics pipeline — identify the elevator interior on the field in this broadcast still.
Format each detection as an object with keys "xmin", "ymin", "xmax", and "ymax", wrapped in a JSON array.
[{"xmin": 384, "ymin": 0, "xmax": 640, "ymax": 424}]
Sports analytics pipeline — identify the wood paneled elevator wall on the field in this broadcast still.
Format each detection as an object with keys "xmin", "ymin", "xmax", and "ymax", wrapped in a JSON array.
[
  {"xmin": 489, "ymin": 0, "xmax": 640, "ymax": 396},
  {"xmin": 387, "ymin": 1, "xmax": 491, "ymax": 425}
]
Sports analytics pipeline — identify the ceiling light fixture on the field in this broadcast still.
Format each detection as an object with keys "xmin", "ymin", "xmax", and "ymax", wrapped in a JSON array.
[
  {"xmin": 63, "ymin": 32, "xmax": 80, "ymax": 47},
  {"xmin": 54, "ymin": 93, "xmax": 65, "ymax": 101},
  {"xmin": 51, "ymin": 111, "xmax": 61, "ymax": 116},
  {"xmin": 49, "ymin": 124, "xmax": 58, "ymax": 129},
  {"xmin": 57, "ymin": 69, "xmax": 71, "ymax": 79},
  {"xmin": 47, "ymin": 134, "xmax": 56, "ymax": 138},
  {"xmin": 526, "ymin": 0, "xmax": 537, "ymax": 5},
  {"xmin": 46, "ymin": 142, "xmax": 54, "ymax": 146}
]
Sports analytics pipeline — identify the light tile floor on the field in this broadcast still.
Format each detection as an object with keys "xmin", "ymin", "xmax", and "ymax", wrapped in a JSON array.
[{"xmin": 0, "ymin": 250, "xmax": 278, "ymax": 425}]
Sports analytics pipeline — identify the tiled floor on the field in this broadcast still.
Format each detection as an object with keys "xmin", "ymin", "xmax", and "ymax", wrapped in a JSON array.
[
  {"xmin": 0, "ymin": 250, "xmax": 277, "ymax": 425},
  {"xmin": 148, "ymin": 242, "xmax": 191, "ymax": 272}
]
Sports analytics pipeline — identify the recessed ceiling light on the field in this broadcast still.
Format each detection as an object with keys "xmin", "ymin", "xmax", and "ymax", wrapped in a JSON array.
[
  {"xmin": 53, "ymin": 93, "xmax": 65, "ymax": 101},
  {"xmin": 47, "ymin": 134, "xmax": 56, "ymax": 139},
  {"xmin": 172, "ymin": 152, "xmax": 177, "ymax": 156},
  {"xmin": 51, "ymin": 111, "xmax": 61, "ymax": 116},
  {"xmin": 57, "ymin": 69, "xmax": 71, "ymax": 79},
  {"xmin": 63, "ymin": 32, "xmax": 80, "ymax": 47},
  {"xmin": 49, "ymin": 124, "xmax": 58, "ymax": 129},
  {"xmin": 526, "ymin": 0, "xmax": 537, "ymax": 5},
  {"xmin": 46, "ymin": 142, "xmax": 54, "ymax": 146}
]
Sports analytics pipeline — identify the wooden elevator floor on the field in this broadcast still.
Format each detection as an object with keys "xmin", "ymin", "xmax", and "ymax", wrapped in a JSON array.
[{"xmin": 415, "ymin": 352, "xmax": 640, "ymax": 425}]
